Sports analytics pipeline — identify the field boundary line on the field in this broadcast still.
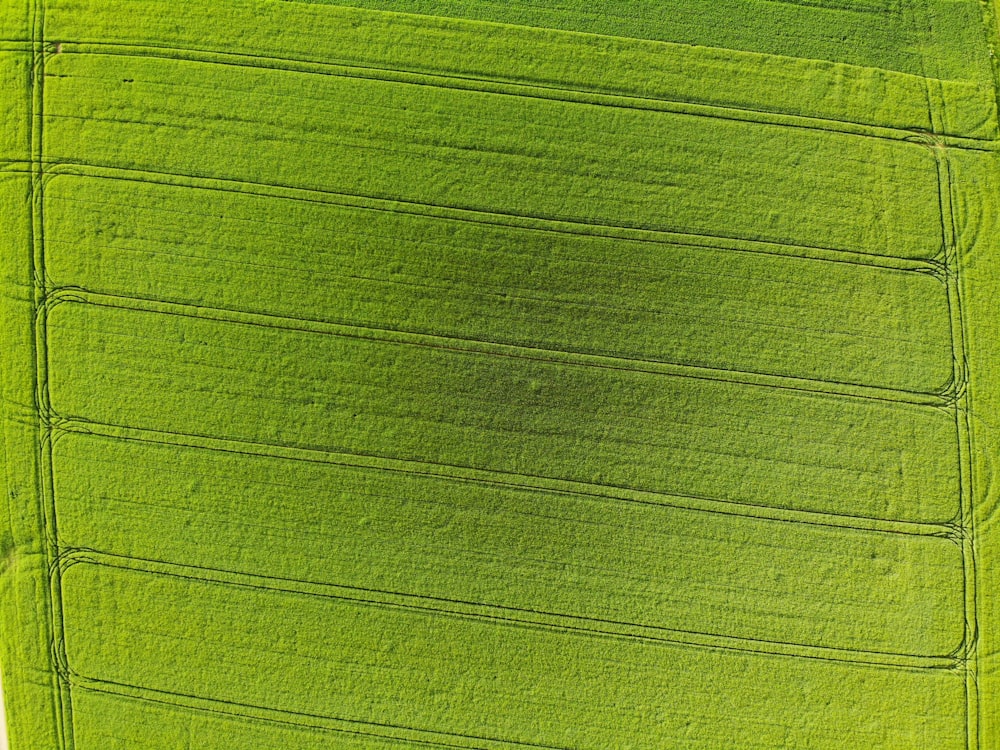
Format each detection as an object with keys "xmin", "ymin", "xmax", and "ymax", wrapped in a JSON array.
[{"xmin": 0, "ymin": 160, "xmax": 34, "ymax": 171}]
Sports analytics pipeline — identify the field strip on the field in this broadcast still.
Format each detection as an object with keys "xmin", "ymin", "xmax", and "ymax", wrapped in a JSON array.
[
  {"xmin": 51, "ymin": 432, "xmax": 966, "ymax": 660},
  {"xmin": 40, "ymin": 295, "xmax": 963, "ymax": 525},
  {"xmin": 0, "ymin": 51, "xmax": 31, "ymax": 162},
  {"xmin": 924, "ymin": 125, "xmax": 978, "ymax": 748},
  {"xmin": 36, "ymin": 152, "xmax": 946, "ymax": 266},
  {"xmin": 48, "ymin": 550, "xmax": 963, "ymax": 667},
  {"xmin": 40, "ymin": 0, "xmax": 998, "ymax": 141},
  {"xmin": 45, "ymin": 416, "xmax": 955, "ymax": 538},
  {"xmin": 762, "ymin": 0, "xmax": 890, "ymax": 11},
  {"xmin": 38, "ymin": 288, "xmax": 956, "ymax": 408},
  {"xmin": 22, "ymin": 6, "xmax": 78, "ymax": 750},
  {"xmin": 941, "ymin": 150, "xmax": 980, "ymax": 749},
  {"xmin": 56, "ymin": 558, "xmax": 970, "ymax": 749},
  {"xmin": 293, "ymin": 0, "xmax": 987, "ymax": 87},
  {"xmin": 39, "ymin": 174, "xmax": 956, "ymax": 395},
  {"xmin": 39, "ymin": 164, "xmax": 945, "ymax": 273},
  {"xmin": 67, "ymin": 680, "xmax": 580, "ymax": 750},
  {"xmin": 762, "ymin": 0, "xmax": 889, "ymax": 10},
  {"xmin": 48, "ymin": 42, "xmax": 997, "ymax": 150},
  {"xmin": 69, "ymin": 685, "xmax": 557, "ymax": 750},
  {"xmin": 40, "ymin": 52, "xmax": 949, "ymax": 262}
]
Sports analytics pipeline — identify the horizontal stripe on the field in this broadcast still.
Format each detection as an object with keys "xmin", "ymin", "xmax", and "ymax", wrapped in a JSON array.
[
  {"xmin": 43, "ymin": 174, "xmax": 955, "ymax": 394},
  {"xmin": 37, "ymin": 0, "xmax": 996, "ymax": 137},
  {"xmin": 52, "ymin": 430, "xmax": 966, "ymax": 657},
  {"xmin": 42, "ymin": 52, "xmax": 946, "ymax": 259},
  {"xmin": 44, "ymin": 300, "xmax": 961, "ymax": 523},
  {"xmin": 60, "ymin": 560, "xmax": 969, "ymax": 750}
]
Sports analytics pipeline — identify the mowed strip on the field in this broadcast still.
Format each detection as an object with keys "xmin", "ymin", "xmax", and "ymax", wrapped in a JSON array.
[
  {"xmin": 44, "ymin": 300, "xmax": 959, "ymax": 524},
  {"xmin": 60, "ymin": 560, "xmax": 968, "ymax": 750},
  {"xmin": 42, "ymin": 52, "xmax": 944, "ymax": 259},
  {"xmin": 43, "ymin": 176, "xmax": 955, "ymax": 394},
  {"xmin": 52, "ymin": 431, "xmax": 966, "ymax": 657}
]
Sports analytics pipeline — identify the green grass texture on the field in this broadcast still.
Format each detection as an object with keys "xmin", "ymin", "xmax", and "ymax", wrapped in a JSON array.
[{"xmin": 2, "ymin": 0, "xmax": 1000, "ymax": 748}]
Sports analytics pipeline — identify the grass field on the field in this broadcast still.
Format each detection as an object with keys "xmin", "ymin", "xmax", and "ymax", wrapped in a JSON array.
[{"xmin": 2, "ymin": 0, "xmax": 1000, "ymax": 748}]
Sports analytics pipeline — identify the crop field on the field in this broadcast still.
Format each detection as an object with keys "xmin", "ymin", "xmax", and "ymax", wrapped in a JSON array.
[{"xmin": 2, "ymin": 0, "xmax": 1000, "ymax": 748}]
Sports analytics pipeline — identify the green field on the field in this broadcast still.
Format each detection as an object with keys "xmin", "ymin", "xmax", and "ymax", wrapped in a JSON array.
[{"xmin": 3, "ymin": 0, "xmax": 1000, "ymax": 748}]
